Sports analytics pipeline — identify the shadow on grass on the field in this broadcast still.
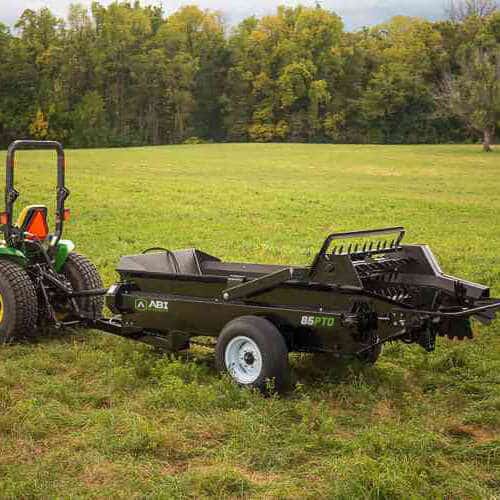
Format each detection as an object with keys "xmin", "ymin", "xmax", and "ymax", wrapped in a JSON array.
[
  {"xmin": 2, "ymin": 328, "xmax": 414, "ymax": 402},
  {"xmin": 292, "ymin": 352, "xmax": 372, "ymax": 383},
  {"xmin": 1, "ymin": 326, "xmax": 91, "ymax": 347}
]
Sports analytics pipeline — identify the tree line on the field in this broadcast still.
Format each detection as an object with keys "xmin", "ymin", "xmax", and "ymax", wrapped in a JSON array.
[{"xmin": 0, "ymin": 1, "xmax": 499, "ymax": 150}]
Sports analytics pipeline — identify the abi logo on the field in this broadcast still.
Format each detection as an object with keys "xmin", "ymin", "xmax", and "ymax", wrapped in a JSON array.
[
  {"xmin": 135, "ymin": 299, "xmax": 147, "ymax": 311},
  {"xmin": 135, "ymin": 298, "xmax": 169, "ymax": 313}
]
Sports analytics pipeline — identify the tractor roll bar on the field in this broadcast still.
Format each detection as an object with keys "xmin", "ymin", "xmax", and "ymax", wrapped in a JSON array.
[{"xmin": 4, "ymin": 140, "xmax": 69, "ymax": 245}]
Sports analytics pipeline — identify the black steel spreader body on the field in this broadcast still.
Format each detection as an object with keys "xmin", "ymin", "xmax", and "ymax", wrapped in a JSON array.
[{"xmin": 102, "ymin": 227, "xmax": 500, "ymax": 360}]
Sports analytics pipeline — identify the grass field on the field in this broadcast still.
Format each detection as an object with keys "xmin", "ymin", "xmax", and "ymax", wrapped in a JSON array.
[{"xmin": 0, "ymin": 144, "xmax": 499, "ymax": 499}]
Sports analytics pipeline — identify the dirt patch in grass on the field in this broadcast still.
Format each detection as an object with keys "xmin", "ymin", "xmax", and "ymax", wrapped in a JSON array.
[
  {"xmin": 371, "ymin": 400, "xmax": 395, "ymax": 420},
  {"xmin": 447, "ymin": 424, "xmax": 498, "ymax": 443},
  {"xmin": 81, "ymin": 461, "xmax": 124, "ymax": 488}
]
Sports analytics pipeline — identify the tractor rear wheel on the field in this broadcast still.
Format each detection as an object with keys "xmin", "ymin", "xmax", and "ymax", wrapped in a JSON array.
[
  {"xmin": 0, "ymin": 259, "xmax": 38, "ymax": 342},
  {"xmin": 60, "ymin": 253, "xmax": 104, "ymax": 320}
]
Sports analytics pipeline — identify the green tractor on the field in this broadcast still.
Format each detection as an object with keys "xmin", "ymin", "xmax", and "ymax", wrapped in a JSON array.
[{"xmin": 0, "ymin": 140, "xmax": 103, "ymax": 342}]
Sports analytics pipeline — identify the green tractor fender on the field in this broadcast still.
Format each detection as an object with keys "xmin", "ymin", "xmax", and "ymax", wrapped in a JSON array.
[
  {"xmin": 0, "ymin": 240, "xmax": 74, "ymax": 271},
  {"xmin": 54, "ymin": 240, "xmax": 75, "ymax": 272},
  {"xmin": 0, "ymin": 247, "xmax": 27, "ymax": 266}
]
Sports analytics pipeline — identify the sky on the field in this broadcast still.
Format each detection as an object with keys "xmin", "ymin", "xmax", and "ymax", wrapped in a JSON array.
[{"xmin": 0, "ymin": 0, "xmax": 446, "ymax": 30}]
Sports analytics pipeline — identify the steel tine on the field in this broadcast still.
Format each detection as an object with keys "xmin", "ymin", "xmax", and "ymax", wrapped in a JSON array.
[
  {"xmin": 339, "ymin": 245, "xmax": 344, "ymax": 254},
  {"xmin": 347, "ymin": 243, "xmax": 352, "ymax": 254}
]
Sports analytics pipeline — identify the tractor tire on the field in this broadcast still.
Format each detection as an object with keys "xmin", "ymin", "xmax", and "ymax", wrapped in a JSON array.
[
  {"xmin": 60, "ymin": 253, "xmax": 104, "ymax": 320},
  {"xmin": 0, "ymin": 259, "xmax": 38, "ymax": 342},
  {"xmin": 215, "ymin": 316, "xmax": 291, "ymax": 394}
]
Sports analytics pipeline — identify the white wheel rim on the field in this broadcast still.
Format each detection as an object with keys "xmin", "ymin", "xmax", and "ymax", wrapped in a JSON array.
[{"xmin": 225, "ymin": 336, "xmax": 263, "ymax": 384}]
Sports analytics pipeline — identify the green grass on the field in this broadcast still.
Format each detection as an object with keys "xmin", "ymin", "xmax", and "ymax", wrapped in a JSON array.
[{"xmin": 0, "ymin": 144, "xmax": 499, "ymax": 498}]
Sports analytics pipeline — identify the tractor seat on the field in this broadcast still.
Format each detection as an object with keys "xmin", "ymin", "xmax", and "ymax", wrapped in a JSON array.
[{"xmin": 16, "ymin": 205, "xmax": 50, "ymax": 241}]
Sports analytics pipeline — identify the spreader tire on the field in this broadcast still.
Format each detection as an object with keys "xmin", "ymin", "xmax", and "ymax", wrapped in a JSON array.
[
  {"xmin": 61, "ymin": 253, "xmax": 104, "ymax": 320},
  {"xmin": 0, "ymin": 259, "xmax": 38, "ymax": 342},
  {"xmin": 215, "ymin": 316, "xmax": 290, "ymax": 393}
]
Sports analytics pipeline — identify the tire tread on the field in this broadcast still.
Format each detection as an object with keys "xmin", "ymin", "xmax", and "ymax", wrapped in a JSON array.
[
  {"xmin": 0, "ymin": 259, "xmax": 38, "ymax": 339},
  {"xmin": 63, "ymin": 253, "xmax": 104, "ymax": 319},
  {"xmin": 215, "ymin": 315, "xmax": 291, "ymax": 393}
]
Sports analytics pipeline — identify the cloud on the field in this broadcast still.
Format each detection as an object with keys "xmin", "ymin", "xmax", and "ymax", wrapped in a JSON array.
[{"xmin": 0, "ymin": 0, "xmax": 446, "ymax": 30}]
